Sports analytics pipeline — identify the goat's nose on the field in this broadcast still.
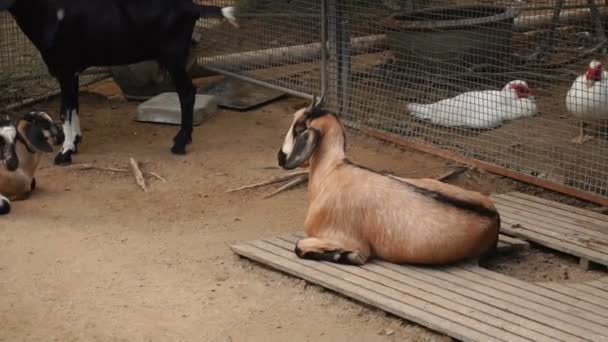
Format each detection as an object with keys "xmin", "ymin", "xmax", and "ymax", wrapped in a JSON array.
[
  {"xmin": 6, "ymin": 156, "xmax": 18, "ymax": 171},
  {"xmin": 55, "ymin": 132, "xmax": 65, "ymax": 145},
  {"xmin": 278, "ymin": 149, "xmax": 287, "ymax": 168}
]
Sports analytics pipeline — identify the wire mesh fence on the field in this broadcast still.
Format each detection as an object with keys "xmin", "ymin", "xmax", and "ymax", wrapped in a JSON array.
[
  {"xmin": 201, "ymin": 0, "xmax": 608, "ymax": 201},
  {"xmin": 2, "ymin": 1, "xmax": 608, "ymax": 202},
  {"xmin": 0, "ymin": 13, "xmax": 109, "ymax": 111}
]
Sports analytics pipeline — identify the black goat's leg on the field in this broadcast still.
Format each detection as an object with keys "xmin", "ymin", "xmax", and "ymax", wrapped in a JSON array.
[
  {"xmin": 72, "ymin": 75, "xmax": 82, "ymax": 151},
  {"xmin": 168, "ymin": 65, "xmax": 195, "ymax": 155},
  {"xmin": 54, "ymin": 73, "xmax": 80, "ymax": 165}
]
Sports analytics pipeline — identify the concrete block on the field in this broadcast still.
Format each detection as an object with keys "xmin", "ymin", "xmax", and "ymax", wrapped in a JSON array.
[{"xmin": 136, "ymin": 92, "xmax": 218, "ymax": 126}]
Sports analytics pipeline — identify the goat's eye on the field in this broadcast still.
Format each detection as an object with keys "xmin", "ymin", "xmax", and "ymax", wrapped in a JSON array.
[{"xmin": 294, "ymin": 123, "xmax": 306, "ymax": 135}]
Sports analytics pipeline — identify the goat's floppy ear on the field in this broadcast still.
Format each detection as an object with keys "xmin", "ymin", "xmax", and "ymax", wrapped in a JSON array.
[
  {"xmin": 25, "ymin": 123, "xmax": 53, "ymax": 152},
  {"xmin": 0, "ymin": 0, "xmax": 15, "ymax": 10},
  {"xmin": 282, "ymin": 128, "xmax": 320, "ymax": 170}
]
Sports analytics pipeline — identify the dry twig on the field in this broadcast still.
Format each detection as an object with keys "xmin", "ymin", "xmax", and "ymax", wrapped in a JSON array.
[
  {"xmin": 263, "ymin": 175, "xmax": 309, "ymax": 199},
  {"xmin": 66, "ymin": 162, "xmax": 165, "ymax": 182},
  {"xmin": 129, "ymin": 157, "xmax": 148, "ymax": 192},
  {"xmin": 435, "ymin": 166, "xmax": 470, "ymax": 182},
  {"xmin": 225, "ymin": 170, "xmax": 308, "ymax": 193},
  {"xmin": 229, "ymin": 164, "xmax": 470, "ymax": 199}
]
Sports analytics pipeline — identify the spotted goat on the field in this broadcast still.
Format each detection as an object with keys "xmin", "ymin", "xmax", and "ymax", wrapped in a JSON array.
[
  {"xmin": 277, "ymin": 101, "xmax": 501, "ymax": 265},
  {"xmin": 0, "ymin": 0, "xmax": 238, "ymax": 165},
  {"xmin": 0, "ymin": 112, "xmax": 64, "ymax": 215}
]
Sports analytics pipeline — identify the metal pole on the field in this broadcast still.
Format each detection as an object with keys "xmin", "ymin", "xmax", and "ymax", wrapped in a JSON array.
[
  {"xmin": 326, "ymin": 0, "xmax": 352, "ymax": 116},
  {"xmin": 202, "ymin": 65, "xmax": 314, "ymax": 101},
  {"xmin": 319, "ymin": 0, "xmax": 327, "ymax": 106}
]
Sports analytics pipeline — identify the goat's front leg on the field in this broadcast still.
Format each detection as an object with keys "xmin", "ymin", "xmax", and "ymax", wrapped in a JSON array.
[
  {"xmin": 295, "ymin": 237, "xmax": 371, "ymax": 265},
  {"xmin": 167, "ymin": 65, "xmax": 195, "ymax": 155},
  {"xmin": 54, "ymin": 74, "xmax": 81, "ymax": 165}
]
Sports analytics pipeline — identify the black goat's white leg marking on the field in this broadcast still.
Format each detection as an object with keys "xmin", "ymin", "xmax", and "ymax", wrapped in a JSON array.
[
  {"xmin": 0, "ymin": 194, "xmax": 10, "ymax": 215},
  {"xmin": 54, "ymin": 74, "xmax": 80, "ymax": 165},
  {"xmin": 60, "ymin": 109, "xmax": 79, "ymax": 152},
  {"xmin": 72, "ymin": 110, "xmax": 82, "ymax": 151}
]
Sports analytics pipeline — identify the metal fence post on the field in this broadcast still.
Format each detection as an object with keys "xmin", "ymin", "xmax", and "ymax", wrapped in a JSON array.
[{"xmin": 326, "ymin": 0, "xmax": 352, "ymax": 117}]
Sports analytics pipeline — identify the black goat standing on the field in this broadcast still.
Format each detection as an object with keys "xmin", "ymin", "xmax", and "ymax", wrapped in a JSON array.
[{"xmin": 0, "ymin": 0, "xmax": 237, "ymax": 165}]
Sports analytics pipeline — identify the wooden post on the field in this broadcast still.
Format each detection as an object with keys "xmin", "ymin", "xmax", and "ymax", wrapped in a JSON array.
[{"xmin": 326, "ymin": 0, "xmax": 352, "ymax": 117}]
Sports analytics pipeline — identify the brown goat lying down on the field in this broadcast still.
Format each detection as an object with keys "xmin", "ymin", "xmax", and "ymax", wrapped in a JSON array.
[
  {"xmin": 277, "ymin": 102, "xmax": 500, "ymax": 265},
  {"xmin": 0, "ymin": 112, "xmax": 63, "ymax": 215}
]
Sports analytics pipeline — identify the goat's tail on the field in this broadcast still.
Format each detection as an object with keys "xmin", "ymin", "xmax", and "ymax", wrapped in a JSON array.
[
  {"xmin": 191, "ymin": 4, "xmax": 239, "ymax": 28},
  {"xmin": 0, "ymin": 194, "xmax": 10, "ymax": 215}
]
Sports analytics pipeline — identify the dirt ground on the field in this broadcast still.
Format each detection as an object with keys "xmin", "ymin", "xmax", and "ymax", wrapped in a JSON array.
[{"xmin": 0, "ymin": 77, "xmax": 606, "ymax": 342}]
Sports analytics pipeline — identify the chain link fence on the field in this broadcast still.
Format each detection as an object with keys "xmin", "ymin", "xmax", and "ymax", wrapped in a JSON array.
[
  {"xmin": 3, "ymin": 1, "xmax": 608, "ymax": 202},
  {"xmin": 200, "ymin": 0, "xmax": 608, "ymax": 202},
  {"xmin": 0, "ymin": 13, "xmax": 109, "ymax": 111}
]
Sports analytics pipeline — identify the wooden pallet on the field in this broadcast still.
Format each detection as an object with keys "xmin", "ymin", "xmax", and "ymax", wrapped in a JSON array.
[
  {"xmin": 231, "ymin": 233, "xmax": 608, "ymax": 342},
  {"xmin": 491, "ymin": 192, "xmax": 608, "ymax": 269},
  {"xmin": 536, "ymin": 278, "xmax": 608, "ymax": 309}
]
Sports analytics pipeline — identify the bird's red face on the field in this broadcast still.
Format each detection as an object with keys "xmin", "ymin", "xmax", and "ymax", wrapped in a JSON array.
[
  {"xmin": 510, "ymin": 83, "xmax": 533, "ymax": 99},
  {"xmin": 587, "ymin": 63, "xmax": 603, "ymax": 83}
]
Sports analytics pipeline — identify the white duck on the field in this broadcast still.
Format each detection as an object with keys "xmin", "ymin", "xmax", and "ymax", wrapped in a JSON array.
[
  {"xmin": 407, "ymin": 80, "xmax": 537, "ymax": 129},
  {"xmin": 565, "ymin": 59, "xmax": 608, "ymax": 144}
]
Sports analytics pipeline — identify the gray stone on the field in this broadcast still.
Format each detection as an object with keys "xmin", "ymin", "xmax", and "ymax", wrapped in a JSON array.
[{"xmin": 135, "ymin": 92, "xmax": 218, "ymax": 126}]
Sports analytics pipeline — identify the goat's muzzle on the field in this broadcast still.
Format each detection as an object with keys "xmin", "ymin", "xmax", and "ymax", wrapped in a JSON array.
[
  {"xmin": 3, "ymin": 144, "xmax": 18, "ymax": 171},
  {"xmin": 277, "ymin": 149, "xmax": 287, "ymax": 169},
  {"xmin": 52, "ymin": 121, "xmax": 65, "ymax": 146},
  {"xmin": 5, "ymin": 155, "xmax": 18, "ymax": 171}
]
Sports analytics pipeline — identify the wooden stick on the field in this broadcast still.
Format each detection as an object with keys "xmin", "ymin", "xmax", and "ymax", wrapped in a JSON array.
[
  {"xmin": 65, "ymin": 163, "xmax": 129, "ymax": 173},
  {"xmin": 435, "ymin": 166, "xmax": 470, "ymax": 182},
  {"xmin": 226, "ymin": 170, "xmax": 308, "ymax": 193},
  {"xmin": 66, "ymin": 163, "xmax": 164, "ymax": 182},
  {"xmin": 129, "ymin": 158, "xmax": 148, "ymax": 192},
  {"xmin": 146, "ymin": 171, "xmax": 167, "ymax": 183},
  {"xmin": 264, "ymin": 175, "xmax": 308, "ymax": 199}
]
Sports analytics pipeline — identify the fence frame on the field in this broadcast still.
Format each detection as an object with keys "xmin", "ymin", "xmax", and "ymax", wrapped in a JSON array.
[{"xmin": 4, "ymin": 1, "xmax": 608, "ymax": 206}]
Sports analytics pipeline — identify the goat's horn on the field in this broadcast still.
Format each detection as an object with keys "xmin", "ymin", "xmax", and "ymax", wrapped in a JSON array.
[{"xmin": 307, "ymin": 95, "xmax": 317, "ymax": 112}]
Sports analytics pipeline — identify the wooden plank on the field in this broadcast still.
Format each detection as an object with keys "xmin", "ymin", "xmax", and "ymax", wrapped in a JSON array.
[
  {"xmin": 498, "ymin": 212, "xmax": 608, "ymax": 256},
  {"xmin": 231, "ymin": 241, "xmax": 506, "ymax": 342},
  {"xmin": 566, "ymin": 283, "xmax": 608, "ymax": 301},
  {"xmin": 270, "ymin": 236, "xmax": 577, "ymax": 341},
  {"xmin": 285, "ymin": 232, "xmax": 608, "ymax": 317},
  {"xmin": 280, "ymin": 234, "xmax": 608, "ymax": 336},
  {"xmin": 507, "ymin": 192, "xmax": 608, "ymax": 223},
  {"xmin": 498, "ymin": 234, "xmax": 531, "ymax": 248},
  {"xmin": 493, "ymin": 195, "xmax": 608, "ymax": 232},
  {"xmin": 494, "ymin": 198, "xmax": 608, "ymax": 238},
  {"xmin": 379, "ymin": 261, "xmax": 607, "ymax": 338},
  {"xmin": 464, "ymin": 267, "xmax": 608, "ymax": 319},
  {"xmin": 264, "ymin": 238, "xmax": 548, "ymax": 342},
  {"xmin": 498, "ymin": 215, "xmax": 608, "ymax": 255},
  {"xmin": 499, "ymin": 220, "xmax": 608, "ymax": 267},
  {"xmin": 580, "ymin": 279, "xmax": 608, "ymax": 291},
  {"xmin": 442, "ymin": 268, "xmax": 608, "ymax": 335},
  {"xmin": 535, "ymin": 282, "xmax": 608, "ymax": 310},
  {"xmin": 559, "ymin": 283, "xmax": 608, "ymax": 303},
  {"xmin": 495, "ymin": 193, "xmax": 608, "ymax": 228}
]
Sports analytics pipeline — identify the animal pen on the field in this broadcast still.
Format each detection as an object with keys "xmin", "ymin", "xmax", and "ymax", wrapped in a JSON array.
[{"xmin": 3, "ymin": 0, "xmax": 608, "ymax": 205}]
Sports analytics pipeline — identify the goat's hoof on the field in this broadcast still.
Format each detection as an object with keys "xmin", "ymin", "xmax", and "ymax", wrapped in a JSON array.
[
  {"xmin": 0, "ymin": 197, "xmax": 10, "ymax": 215},
  {"xmin": 73, "ymin": 136, "xmax": 82, "ymax": 154},
  {"xmin": 171, "ymin": 145, "xmax": 187, "ymax": 155},
  {"xmin": 54, "ymin": 151, "xmax": 73, "ymax": 165}
]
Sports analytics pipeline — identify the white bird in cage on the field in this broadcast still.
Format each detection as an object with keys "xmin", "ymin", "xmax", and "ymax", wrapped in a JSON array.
[
  {"xmin": 406, "ymin": 80, "xmax": 537, "ymax": 129},
  {"xmin": 565, "ymin": 59, "xmax": 608, "ymax": 144}
]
